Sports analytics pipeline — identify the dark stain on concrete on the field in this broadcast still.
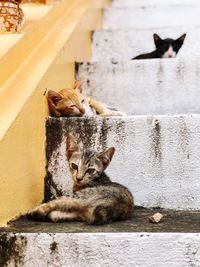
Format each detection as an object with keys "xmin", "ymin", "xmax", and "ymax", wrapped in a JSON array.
[
  {"xmin": 46, "ymin": 117, "xmax": 63, "ymax": 163},
  {"xmin": 176, "ymin": 62, "xmax": 185, "ymax": 81},
  {"xmin": 86, "ymin": 79, "xmax": 90, "ymax": 87},
  {"xmin": 91, "ymin": 31, "xmax": 94, "ymax": 42},
  {"xmin": 115, "ymin": 119, "xmax": 127, "ymax": 147},
  {"xmin": 111, "ymin": 59, "xmax": 118, "ymax": 65},
  {"xmin": 99, "ymin": 118, "xmax": 110, "ymax": 150},
  {"xmin": 150, "ymin": 119, "xmax": 162, "ymax": 162},
  {"xmin": 156, "ymin": 62, "xmax": 164, "ymax": 89},
  {"xmin": 44, "ymin": 170, "xmax": 63, "ymax": 202},
  {"xmin": 0, "ymin": 234, "xmax": 27, "ymax": 267},
  {"xmin": 178, "ymin": 116, "xmax": 190, "ymax": 154},
  {"xmin": 75, "ymin": 62, "xmax": 83, "ymax": 76},
  {"xmin": 49, "ymin": 239, "xmax": 60, "ymax": 264},
  {"xmin": 185, "ymin": 243, "xmax": 198, "ymax": 267},
  {"xmin": 50, "ymin": 241, "xmax": 58, "ymax": 253},
  {"xmin": 62, "ymin": 117, "xmax": 98, "ymax": 150}
]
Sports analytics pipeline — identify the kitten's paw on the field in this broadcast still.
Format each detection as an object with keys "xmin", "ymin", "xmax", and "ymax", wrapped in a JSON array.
[
  {"xmin": 26, "ymin": 204, "xmax": 51, "ymax": 220},
  {"xmin": 48, "ymin": 211, "xmax": 60, "ymax": 223}
]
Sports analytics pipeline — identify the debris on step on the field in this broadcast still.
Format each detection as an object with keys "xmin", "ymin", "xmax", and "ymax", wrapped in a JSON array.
[{"xmin": 149, "ymin": 212, "xmax": 164, "ymax": 223}]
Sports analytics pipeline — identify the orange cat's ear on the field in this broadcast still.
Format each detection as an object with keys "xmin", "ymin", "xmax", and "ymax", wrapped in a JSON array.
[
  {"xmin": 73, "ymin": 81, "xmax": 83, "ymax": 93},
  {"xmin": 47, "ymin": 90, "xmax": 63, "ymax": 117},
  {"xmin": 97, "ymin": 147, "xmax": 115, "ymax": 170},
  {"xmin": 47, "ymin": 90, "xmax": 62, "ymax": 106},
  {"xmin": 66, "ymin": 135, "xmax": 79, "ymax": 160}
]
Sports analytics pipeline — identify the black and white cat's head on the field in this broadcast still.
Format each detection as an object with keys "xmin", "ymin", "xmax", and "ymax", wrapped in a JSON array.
[{"xmin": 153, "ymin": 33, "xmax": 186, "ymax": 58}]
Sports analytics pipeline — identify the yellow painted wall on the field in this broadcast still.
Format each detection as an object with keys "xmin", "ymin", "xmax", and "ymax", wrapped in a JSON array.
[{"xmin": 0, "ymin": 0, "xmax": 108, "ymax": 226}]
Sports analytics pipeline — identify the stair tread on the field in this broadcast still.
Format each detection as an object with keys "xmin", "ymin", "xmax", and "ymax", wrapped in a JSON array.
[
  {"xmin": 103, "ymin": 6, "xmax": 200, "ymax": 30},
  {"xmin": 1, "ymin": 207, "xmax": 200, "ymax": 234},
  {"xmin": 112, "ymin": 0, "xmax": 200, "ymax": 8}
]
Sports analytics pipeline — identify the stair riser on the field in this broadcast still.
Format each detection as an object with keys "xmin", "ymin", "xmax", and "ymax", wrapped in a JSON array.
[
  {"xmin": 92, "ymin": 28, "xmax": 199, "ymax": 60},
  {"xmin": 1, "ymin": 232, "xmax": 200, "ymax": 267},
  {"xmin": 46, "ymin": 116, "xmax": 200, "ymax": 210},
  {"xmin": 112, "ymin": 0, "xmax": 200, "ymax": 8},
  {"xmin": 104, "ymin": 6, "xmax": 200, "ymax": 29},
  {"xmin": 77, "ymin": 60, "xmax": 200, "ymax": 115}
]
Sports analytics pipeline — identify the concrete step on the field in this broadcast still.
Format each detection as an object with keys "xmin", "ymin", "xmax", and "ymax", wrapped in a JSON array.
[
  {"xmin": 77, "ymin": 60, "xmax": 200, "ymax": 115},
  {"xmin": 92, "ymin": 27, "xmax": 200, "ymax": 61},
  {"xmin": 1, "ymin": 207, "xmax": 200, "ymax": 266},
  {"xmin": 103, "ymin": 6, "xmax": 200, "ymax": 30},
  {"xmin": 112, "ymin": 0, "xmax": 200, "ymax": 8},
  {"xmin": 46, "ymin": 115, "xmax": 200, "ymax": 210}
]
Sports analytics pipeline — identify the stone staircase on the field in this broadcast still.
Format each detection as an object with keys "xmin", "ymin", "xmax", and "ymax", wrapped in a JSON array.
[{"xmin": 1, "ymin": 0, "xmax": 200, "ymax": 266}]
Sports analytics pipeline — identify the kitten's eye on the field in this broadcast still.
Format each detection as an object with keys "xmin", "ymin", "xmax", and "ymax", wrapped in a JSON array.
[
  {"xmin": 70, "ymin": 105, "xmax": 76, "ymax": 108},
  {"xmin": 81, "ymin": 99, "xmax": 85, "ymax": 103},
  {"xmin": 71, "ymin": 163, "xmax": 78, "ymax": 170},
  {"xmin": 87, "ymin": 168, "xmax": 95, "ymax": 175}
]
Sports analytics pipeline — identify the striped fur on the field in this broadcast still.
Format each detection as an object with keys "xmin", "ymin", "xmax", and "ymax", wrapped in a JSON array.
[{"xmin": 27, "ymin": 136, "xmax": 134, "ymax": 225}]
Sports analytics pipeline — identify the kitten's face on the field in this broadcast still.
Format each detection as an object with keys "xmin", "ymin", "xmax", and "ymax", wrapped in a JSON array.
[
  {"xmin": 154, "ymin": 33, "xmax": 186, "ymax": 58},
  {"xmin": 66, "ymin": 135, "xmax": 115, "ymax": 186},
  {"xmin": 47, "ymin": 85, "xmax": 87, "ymax": 117}
]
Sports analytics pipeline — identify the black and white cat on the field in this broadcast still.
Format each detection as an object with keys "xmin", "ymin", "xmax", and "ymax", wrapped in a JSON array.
[{"xmin": 132, "ymin": 33, "xmax": 186, "ymax": 60}]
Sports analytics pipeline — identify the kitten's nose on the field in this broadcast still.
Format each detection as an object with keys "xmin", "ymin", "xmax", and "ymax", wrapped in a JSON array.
[
  {"xmin": 76, "ymin": 177, "xmax": 83, "ymax": 182},
  {"xmin": 79, "ymin": 107, "xmax": 85, "ymax": 114}
]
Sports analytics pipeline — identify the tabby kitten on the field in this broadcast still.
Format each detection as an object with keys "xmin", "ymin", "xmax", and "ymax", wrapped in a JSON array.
[
  {"xmin": 132, "ymin": 33, "xmax": 186, "ymax": 60},
  {"xmin": 47, "ymin": 82, "xmax": 124, "ymax": 117},
  {"xmin": 27, "ymin": 135, "xmax": 134, "ymax": 225}
]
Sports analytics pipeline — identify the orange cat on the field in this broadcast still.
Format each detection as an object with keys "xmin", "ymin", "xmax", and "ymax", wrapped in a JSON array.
[{"xmin": 47, "ymin": 82, "xmax": 124, "ymax": 117}]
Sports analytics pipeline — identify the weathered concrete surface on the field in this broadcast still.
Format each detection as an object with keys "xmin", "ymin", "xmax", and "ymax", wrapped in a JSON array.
[
  {"xmin": 46, "ymin": 115, "xmax": 200, "ymax": 210},
  {"xmin": 112, "ymin": 0, "xmax": 200, "ymax": 8},
  {"xmin": 77, "ymin": 60, "xmax": 200, "ymax": 115},
  {"xmin": 92, "ymin": 28, "xmax": 200, "ymax": 60},
  {"xmin": 1, "ymin": 208, "xmax": 200, "ymax": 266},
  {"xmin": 2, "ymin": 208, "xmax": 200, "ymax": 233},
  {"xmin": 1, "ymin": 232, "xmax": 200, "ymax": 267},
  {"xmin": 103, "ymin": 6, "xmax": 200, "ymax": 29}
]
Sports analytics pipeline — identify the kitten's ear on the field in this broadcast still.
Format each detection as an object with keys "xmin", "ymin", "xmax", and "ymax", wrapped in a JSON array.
[
  {"xmin": 47, "ymin": 90, "xmax": 62, "ymax": 106},
  {"xmin": 97, "ymin": 147, "xmax": 115, "ymax": 170},
  {"xmin": 73, "ymin": 81, "xmax": 82, "ymax": 93},
  {"xmin": 153, "ymin": 33, "xmax": 162, "ymax": 47},
  {"xmin": 66, "ymin": 135, "xmax": 79, "ymax": 160},
  {"xmin": 175, "ymin": 33, "xmax": 186, "ymax": 46}
]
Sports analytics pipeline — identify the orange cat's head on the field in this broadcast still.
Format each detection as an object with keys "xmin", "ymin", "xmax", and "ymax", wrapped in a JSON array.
[{"xmin": 47, "ymin": 83, "xmax": 86, "ymax": 117}]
